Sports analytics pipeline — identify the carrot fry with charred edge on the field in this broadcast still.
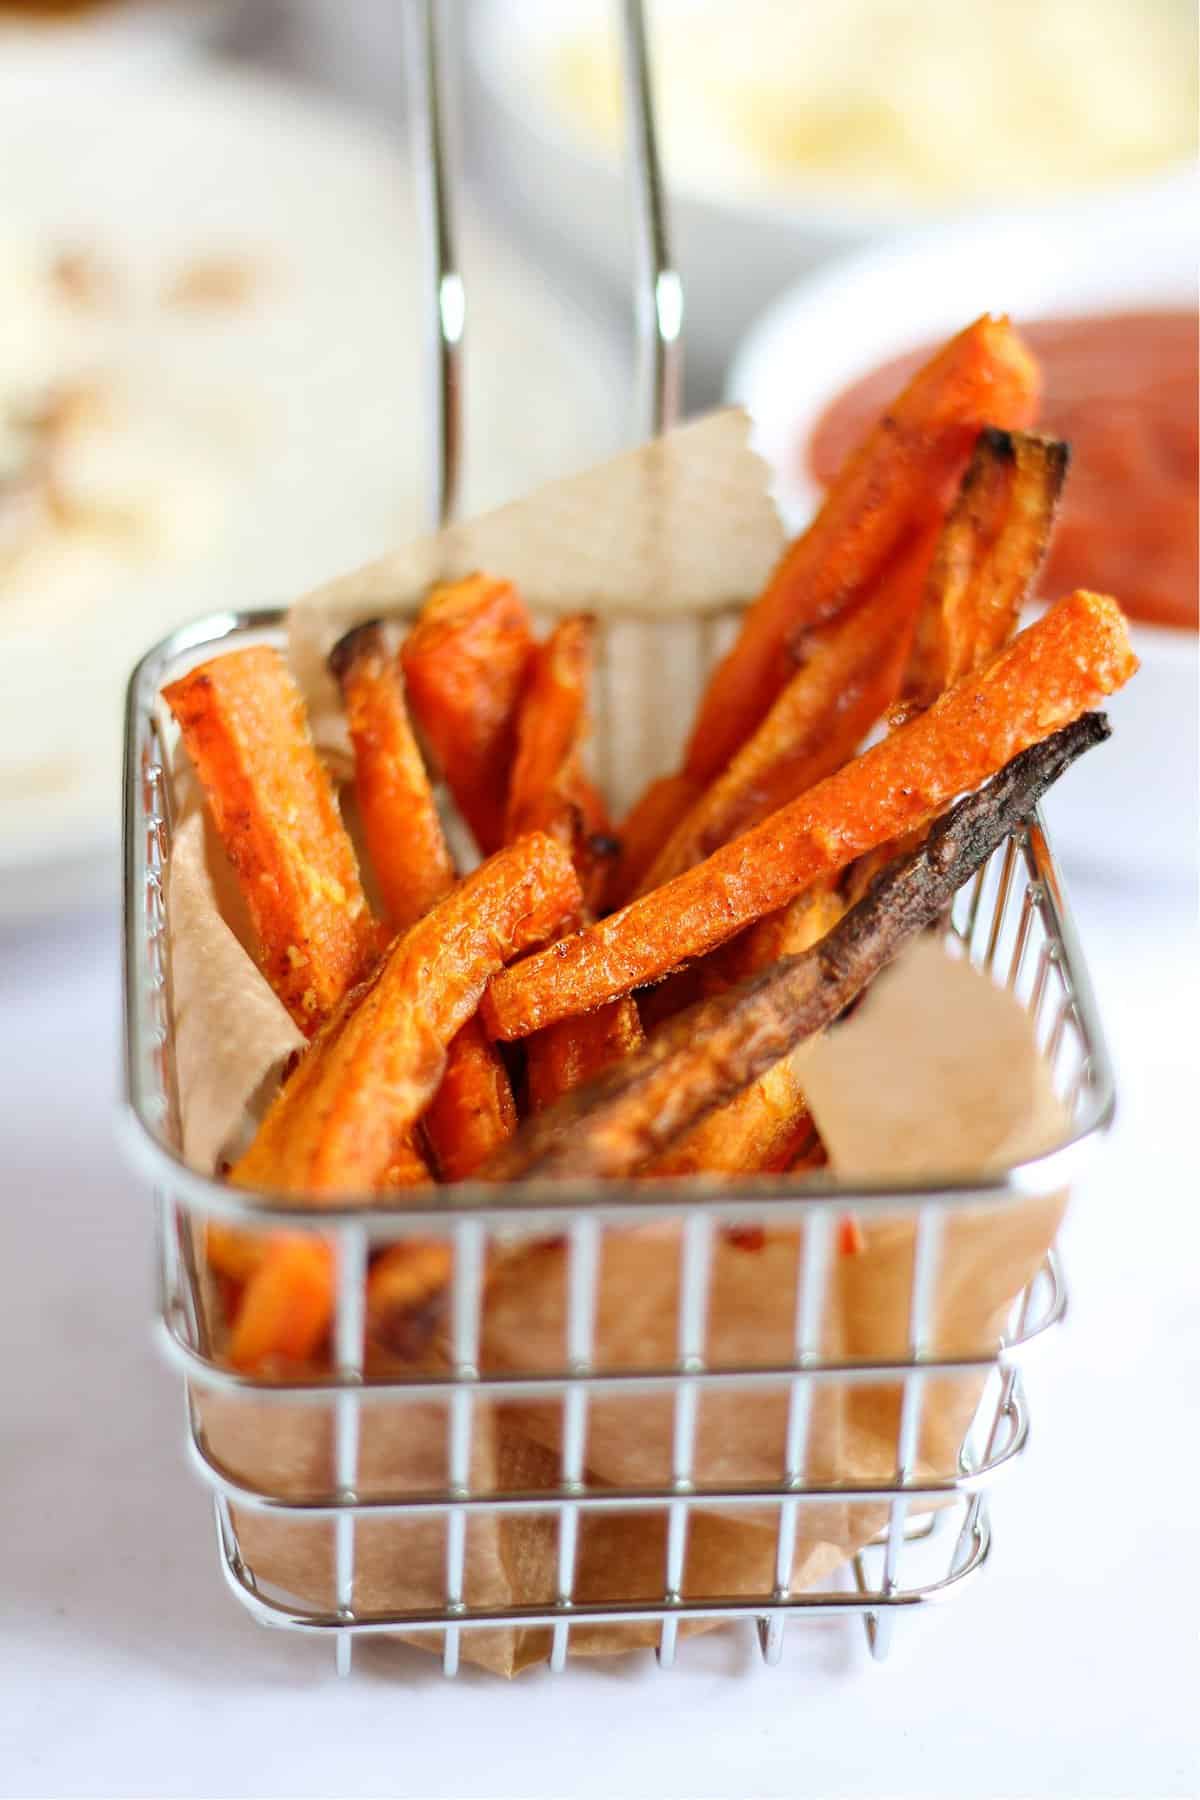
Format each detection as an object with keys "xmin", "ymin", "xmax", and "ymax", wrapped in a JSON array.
[
  {"xmin": 502, "ymin": 614, "xmax": 646, "ymax": 1105},
  {"xmin": 904, "ymin": 429, "xmax": 1069, "ymax": 714},
  {"xmin": 484, "ymin": 714, "xmax": 1112, "ymax": 1182},
  {"xmin": 329, "ymin": 620, "xmax": 455, "ymax": 930},
  {"xmin": 400, "ymin": 574, "xmax": 536, "ymax": 855},
  {"xmin": 683, "ymin": 315, "xmax": 1041, "ymax": 783},
  {"xmin": 638, "ymin": 524, "xmax": 939, "ymax": 894},
  {"xmin": 163, "ymin": 646, "xmax": 375, "ymax": 1036},
  {"xmin": 608, "ymin": 771, "xmax": 702, "ymax": 908},
  {"xmin": 423, "ymin": 1015, "xmax": 519, "ymax": 1181},
  {"xmin": 328, "ymin": 618, "xmax": 517, "ymax": 1179},
  {"xmin": 644, "ymin": 887, "xmax": 845, "ymax": 1176},
  {"xmin": 229, "ymin": 1236, "xmax": 335, "ymax": 1372},
  {"xmin": 482, "ymin": 593, "xmax": 1136, "ymax": 1042},
  {"xmin": 366, "ymin": 1242, "xmax": 454, "ymax": 1359},
  {"xmin": 233, "ymin": 833, "xmax": 581, "ymax": 1196}
]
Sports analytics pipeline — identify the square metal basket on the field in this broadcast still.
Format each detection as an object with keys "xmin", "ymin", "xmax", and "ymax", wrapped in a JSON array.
[{"xmin": 118, "ymin": 0, "xmax": 1115, "ymax": 1678}]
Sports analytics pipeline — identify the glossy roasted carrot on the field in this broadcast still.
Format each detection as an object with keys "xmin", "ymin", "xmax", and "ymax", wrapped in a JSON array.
[
  {"xmin": 644, "ymin": 886, "xmax": 845, "ymax": 1176},
  {"xmin": 638, "ymin": 525, "xmax": 938, "ymax": 893},
  {"xmin": 607, "ymin": 772, "xmax": 702, "ymax": 907},
  {"xmin": 422, "ymin": 1015, "xmax": 518, "ymax": 1181},
  {"xmin": 163, "ymin": 645, "xmax": 375, "ymax": 1036},
  {"xmin": 904, "ymin": 429, "xmax": 1068, "ymax": 713},
  {"xmin": 330, "ymin": 620, "xmax": 455, "ymax": 930},
  {"xmin": 682, "ymin": 316, "xmax": 1041, "ymax": 783},
  {"xmin": 329, "ymin": 618, "xmax": 517, "ymax": 1178},
  {"xmin": 400, "ymin": 573, "xmax": 536, "ymax": 855},
  {"xmin": 229, "ymin": 1236, "xmax": 335, "ymax": 1372},
  {"xmin": 234, "ymin": 833, "xmax": 581, "ymax": 1194},
  {"xmin": 505, "ymin": 616, "xmax": 646, "ymax": 1103},
  {"xmin": 482, "ymin": 592, "xmax": 1136, "ymax": 1039}
]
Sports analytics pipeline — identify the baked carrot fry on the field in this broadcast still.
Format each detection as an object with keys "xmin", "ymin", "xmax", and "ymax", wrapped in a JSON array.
[
  {"xmin": 328, "ymin": 618, "xmax": 517, "ymax": 1175},
  {"xmin": 904, "ymin": 429, "xmax": 1069, "ymax": 712},
  {"xmin": 229, "ymin": 1236, "xmax": 335, "ymax": 1372},
  {"xmin": 526, "ymin": 996, "xmax": 647, "ymax": 1112},
  {"xmin": 233, "ymin": 833, "xmax": 581, "ymax": 1195},
  {"xmin": 714, "ymin": 884, "xmax": 847, "ymax": 989},
  {"xmin": 400, "ymin": 573, "xmax": 536, "ymax": 855},
  {"xmin": 482, "ymin": 592, "xmax": 1136, "ymax": 1040},
  {"xmin": 645, "ymin": 887, "xmax": 845, "ymax": 1175},
  {"xmin": 205, "ymin": 1220, "xmax": 268, "ymax": 1282},
  {"xmin": 683, "ymin": 316, "xmax": 1041, "ymax": 782},
  {"xmin": 422, "ymin": 1015, "xmax": 519, "ymax": 1181},
  {"xmin": 504, "ymin": 616, "xmax": 647, "ymax": 1102},
  {"xmin": 366, "ymin": 1241, "xmax": 454, "ymax": 1359},
  {"xmin": 608, "ymin": 772, "xmax": 702, "ymax": 907},
  {"xmin": 329, "ymin": 620, "xmax": 455, "ymax": 930},
  {"xmin": 638, "ymin": 525, "xmax": 938, "ymax": 893},
  {"xmin": 485, "ymin": 713, "xmax": 1113, "ymax": 1181},
  {"xmin": 163, "ymin": 646, "xmax": 375, "ymax": 1035}
]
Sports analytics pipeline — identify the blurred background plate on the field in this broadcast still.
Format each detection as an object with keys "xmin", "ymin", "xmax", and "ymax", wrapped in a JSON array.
[
  {"xmin": 727, "ymin": 176, "xmax": 1199, "ymax": 885},
  {"xmin": 467, "ymin": 0, "xmax": 1197, "ymax": 391},
  {"xmin": 0, "ymin": 62, "xmax": 627, "ymax": 922}
]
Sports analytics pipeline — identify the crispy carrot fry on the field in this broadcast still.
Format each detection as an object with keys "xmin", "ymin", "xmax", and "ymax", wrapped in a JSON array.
[
  {"xmin": 608, "ymin": 772, "xmax": 702, "ymax": 906},
  {"xmin": 330, "ymin": 620, "xmax": 455, "ymax": 930},
  {"xmin": 714, "ymin": 884, "xmax": 847, "ymax": 988},
  {"xmin": 401, "ymin": 573, "xmax": 536, "ymax": 855},
  {"xmin": 526, "ymin": 996, "xmax": 647, "ymax": 1112},
  {"xmin": 205, "ymin": 1220, "xmax": 267, "ymax": 1282},
  {"xmin": 329, "ymin": 618, "xmax": 517, "ymax": 1176},
  {"xmin": 485, "ymin": 714, "xmax": 1113, "ymax": 1180},
  {"xmin": 233, "ymin": 833, "xmax": 581, "ymax": 1195},
  {"xmin": 422, "ymin": 1015, "xmax": 518, "ymax": 1181},
  {"xmin": 163, "ymin": 646, "xmax": 375, "ymax": 1035},
  {"xmin": 500, "ymin": 614, "xmax": 647, "ymax": 1103},
  {"xmin": 683, "ymin": 316, "xmax": 1041, "ymax": 782},
  {"xmin": 645, "ymin": 887, "xmax": 845, "ymax": 1176},
  {"xmin": 366, "ymin": 1241, "xmax": 454, "ymax": 1359},
  {"xmin": 904, "ymin": 429, "xmax": 1068, "ymax": 713},
  {"xmin": 229, "ymin": 1236, "xmax": 335, "ymax": 1372},
  {"xmin": 639, "ymin": 524, "xmax": 938, "ymax": 893},
  {"xmin": 482, "ymin": 593, "xmax": 1136, "ymax": 1040}
]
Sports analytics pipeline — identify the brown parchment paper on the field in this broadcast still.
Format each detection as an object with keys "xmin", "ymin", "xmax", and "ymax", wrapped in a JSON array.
[{"xmin": 163, "ymin": 410, "xmax": 1070, "ymax": 1674}]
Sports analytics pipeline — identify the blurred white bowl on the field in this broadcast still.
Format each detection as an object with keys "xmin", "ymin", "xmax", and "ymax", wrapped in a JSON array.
[
  {"xmin": 728, "ymin": 179, "xmax": 1199, "ymax": 885},
  {"xmin": 467, "ymin": 0, "xmax": 1198, "ymax": 387}
]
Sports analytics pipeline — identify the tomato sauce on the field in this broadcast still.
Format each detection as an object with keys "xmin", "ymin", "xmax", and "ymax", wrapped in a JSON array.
[{"xmin": 807, "ymin": 311, "xmax": 1198, "ymax": 630}]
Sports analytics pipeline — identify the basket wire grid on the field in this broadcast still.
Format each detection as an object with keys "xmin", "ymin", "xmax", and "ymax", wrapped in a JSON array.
[{"xmin": 121, "ymin": 0, "xmax": 1115, "ymax": 1678}]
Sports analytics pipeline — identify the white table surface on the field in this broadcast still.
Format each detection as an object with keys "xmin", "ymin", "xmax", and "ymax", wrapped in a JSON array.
[{"xmin": 1, "ymin": 867, "xmax": 1197, "ymax": 1800}]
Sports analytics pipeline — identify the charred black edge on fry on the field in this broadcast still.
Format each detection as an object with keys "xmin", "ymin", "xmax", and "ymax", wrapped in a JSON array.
[{"xmin": 485, "ymin": 713, "xmax": 1110, "ymax": 1181}]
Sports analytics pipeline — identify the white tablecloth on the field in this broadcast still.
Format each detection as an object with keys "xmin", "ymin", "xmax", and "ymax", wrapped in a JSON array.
[{"xmin": 1, "ymin": 873, "xmax": 1196, "ymax": 1800}]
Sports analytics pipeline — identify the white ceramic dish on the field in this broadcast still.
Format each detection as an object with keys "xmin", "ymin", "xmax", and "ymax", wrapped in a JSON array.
[
  {"xmin": 0, "ymin": 64, "xmax": 628, "ymax": 924},
  {"xmin": 466, "ymin": 0, "xmax": 1198, "ymax": 388},
  {"xmin": 728, "ymin": 179, "xmax": 1199, "ymax": 884}
]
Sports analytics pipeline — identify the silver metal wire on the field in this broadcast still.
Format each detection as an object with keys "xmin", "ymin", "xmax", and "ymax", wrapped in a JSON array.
[{"xmin": 118, "ymin": 2, "xmax": 1116, "ymax": 1680}]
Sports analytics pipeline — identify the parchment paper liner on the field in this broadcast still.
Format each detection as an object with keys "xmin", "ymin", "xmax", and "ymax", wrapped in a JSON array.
[{"xmin": 165, "ymin": 413, "xmax": 1069, "ymax": 1675}]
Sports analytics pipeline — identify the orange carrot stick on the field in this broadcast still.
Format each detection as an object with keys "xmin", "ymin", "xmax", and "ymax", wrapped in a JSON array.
[
  {"xmin": 644, "ymin": 887, "xmax": 845, "ymax": 1176},
  {"xmin": 506, "ymin": 616, "xmax": 646, "ymax": 1103},
  {"xmin": 422, "ymin": 1015, "xmax": 518, "ymax": 1181},
  {"xmin": 400, "ymin": 573, "xmax": 536, "ymax": 855},
  {"xmin": 608, "ymin": 772, "xmax": 702, "ymax": 907},
  {"xmin": 683, "ymin": 316, "xmax": 1041, "ymax": 782},
  {"xmin": 904, "ymin": 428, "xmax": 1068, "ymax": 713},
  {"xmin": 639, "ymin": 524, "xmax": 938, "ymax": 894},
  {"xmin": 366, "ymin": 1241, "xmax": 454, "ymax": 1359},
  {"xmin": 482, "ymin": 592, "xmax": 1135, "ymax": 1040},
  {"xmin": 329, "ymin": 618, "xmax": 517, "ymax": 1176},
  {"xmin": 234, "ymin": 833, "xmax": 581, "ymax": 1194},
  {"xmin": 229, "ymin": 1236, "xmax": 335, "ymax": 1372},
  {"xmin": 330, "ymin": 620, "xmax": 455, "ymax": 930},
  {"xmin": 163, "ymin": 645, "xmax": 375, "ymax": 1036}
]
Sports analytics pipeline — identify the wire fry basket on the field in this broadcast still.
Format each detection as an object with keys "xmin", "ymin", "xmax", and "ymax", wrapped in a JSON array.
[{"xmin": 119, "ymin": 0, "xmax": 1115, "ymax": 1678}]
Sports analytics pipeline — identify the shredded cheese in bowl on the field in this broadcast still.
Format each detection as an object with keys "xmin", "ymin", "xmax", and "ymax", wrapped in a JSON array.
[{"xmin": 547, "ymin": 0, "xmax": 1197, "ymax": 208}]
